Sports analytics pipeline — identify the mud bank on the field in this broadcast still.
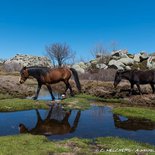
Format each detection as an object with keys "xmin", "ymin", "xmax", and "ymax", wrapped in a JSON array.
[
  {"xmin": 0, "ymin": 75, "xmax": 155, "ymax": 106},
  {"xmin": 0, "ymin": 75, "xmax": 34, "ymax": 98}
]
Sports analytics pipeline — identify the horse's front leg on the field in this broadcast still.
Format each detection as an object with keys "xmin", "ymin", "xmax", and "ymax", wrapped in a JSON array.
[
  {"xmin": 136, "ymin": 84, "xmax": 142, "ymax": 95},
  {"xmin": 33, "ymin": 83, "xmax": 42, "ymax": 100},
  {"xmin": 46, "ymin": 84, "xmax": 55, "ymax": 100}
]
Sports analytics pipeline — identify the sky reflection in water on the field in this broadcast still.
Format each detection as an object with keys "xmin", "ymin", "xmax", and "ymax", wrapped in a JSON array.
[{"xmin": 0, "ymin": 104, "xmax": 155, "ymax": 145}]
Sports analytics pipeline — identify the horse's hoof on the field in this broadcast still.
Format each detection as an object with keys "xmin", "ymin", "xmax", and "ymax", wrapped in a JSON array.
[
  {"xmin": 52, "ymin": 98, "xmax": 55, "ymax": 101},
  {"xmin": 50, "ymin": 100, "xmax": 55, "ymax": 104},
  {"xmin": 32, "ymin": 97, "xmax": 37, "ymax": 100},
  {"xmin": 62, "ymin": 94, "xmax": 66, "ymax": 99}
]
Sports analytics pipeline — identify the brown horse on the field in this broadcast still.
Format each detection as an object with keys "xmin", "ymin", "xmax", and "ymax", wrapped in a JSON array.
[
  {"xmin": 19, "ymin": 105, "xmax": 81, "ymax": 135},
  {"xmin": 19, "ymin": 66, "xmax": 81, "ymax": 100}
]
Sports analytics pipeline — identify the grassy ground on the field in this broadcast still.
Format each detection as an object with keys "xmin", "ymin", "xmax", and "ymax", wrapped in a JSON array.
[
  {"xmin": 0, "ymin": 134, "xmax": 69, "ymax": 155},
  {"xmin": 61, "ymin": 94, "xmax": 92, "ymax": 110},
  {"xmin": 0, "ymin": 94, "xmax": 106, "ymax": 112},
  {"xmin": 62, "ymin": 94, "xmax": 155, "ymax": 122},
  {"xmin": 0, "ymin": 94, "xmax": 108, "ymax": 112},
  {"xmin": 77, "ymin": 94, "xmax": 123, "ymax": 103},
  {"xmin": 61, "ymin": 94, "xmax": 122, "ymax": 110},
  {"xmin": 0, "ymin": 134, "xmax": 154, "ymax": 155},
  {"xmin": 0, "ymin": 98, "xmax": 49, "ymax": 111},
  {"xmin": 113, "ymin": 107, "xmax": 155, "ymax": 122},
  {"xmin": 0, "ymin": 93, "xmax": 155, "ymax": 154},
  {"xmin": 0, "ymin": 93, "xmax": 14, "ymax": 100},
  {"xmin": 1, "ymin": 94, "xmax": 155, "ymax": 124}
]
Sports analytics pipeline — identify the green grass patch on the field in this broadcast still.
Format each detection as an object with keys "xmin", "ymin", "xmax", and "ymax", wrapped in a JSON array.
[
  {"xmin": 0, "ymin": 94, "xmax": 122, "ymax": 112},
  {"xmin": 61, "ymin": 95, "xmax": 91, "ymax": 110},
  {"xmin": 113, "ymin": 107, "xmax": 155, "ymax": 122},
  {"xmin": 0, "ymin": 135, "xmax": 154, "ymax": 155},
  {"xmin": 96, "ymin": 137, "xmax": 155, "ymax": 155},
  {"xmin": 0, "ymin": 98, "xmax": 49, "ymax": 112},
  {"xmin": 77, "ymin": 94, "xmax": 122, "ymax": 103},
  {"xmin": 61, "ymin": 94, "xmax": 122, "ymax": 110},
  {"xmin": 0, "ymin": 134, "xmax": 70, "ymax": 155}
]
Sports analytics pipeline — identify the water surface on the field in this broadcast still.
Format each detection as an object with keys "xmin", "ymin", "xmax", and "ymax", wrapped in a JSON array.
[{"xmin": 1, "ymin": 105, "xmax": 155, "ymax": 145}]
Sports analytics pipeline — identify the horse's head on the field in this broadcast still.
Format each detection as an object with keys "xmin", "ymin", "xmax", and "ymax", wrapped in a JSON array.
[
  {"xmin": 19, "ymin": 66, "xmax": 29, "ymax": 84},
  {"xmin": 113, "ymin": 70, "xmax": 122, "ymax": 88},
  {"xmin": 18, "ymin": 123, "xmax": 29, "ymax": 133}
]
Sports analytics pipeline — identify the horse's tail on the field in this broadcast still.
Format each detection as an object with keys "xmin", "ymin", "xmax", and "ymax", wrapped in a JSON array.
[{"xmin": 70, "ymin": 68, "xmax": 81, "ymax": 93}]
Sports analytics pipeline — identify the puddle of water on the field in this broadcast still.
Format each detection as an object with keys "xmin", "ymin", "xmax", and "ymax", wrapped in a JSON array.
[
  {"xmin": 27, "ymin": 90, "xmax": 62, "ymax": 101},
  {"xmin": 1, "ymin": 93, "xmax": 155, "ymax": 145},
  {"xmin": 0, "ymin": 104, "xmax": 155, "ymax": 145}
]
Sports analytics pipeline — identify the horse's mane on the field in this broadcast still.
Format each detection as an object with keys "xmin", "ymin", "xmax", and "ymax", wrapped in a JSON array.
[
  {"xmin": 27, "ymin": 66, "xmax": 51, "ymax": 69},
  {"xmin": 26, "ymin": 66, "xmax": 51, "ymax": 76},
  {"xmin": 117, "ymin": 69, "xmax": 137, "ymax": 74}
]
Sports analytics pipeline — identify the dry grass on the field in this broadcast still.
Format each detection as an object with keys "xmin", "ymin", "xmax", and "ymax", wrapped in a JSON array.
[{"xmin": 79, "ymin": 69, "xmax": 117, "ymax": 81}]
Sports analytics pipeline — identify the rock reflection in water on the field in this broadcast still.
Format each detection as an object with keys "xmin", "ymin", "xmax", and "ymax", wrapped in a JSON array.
[
  {"xmin": 113, "ymin": 114, "xmax": 155, "ymax": 131},
  {"xmin": 19, "ymin": 105, "xmax": 81, "ymax": 136}
]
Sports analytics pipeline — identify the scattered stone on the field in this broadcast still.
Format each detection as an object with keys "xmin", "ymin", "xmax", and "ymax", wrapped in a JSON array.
[
  {"xmin": 96, "ymin": 63, "xmax": 108, "ymax": 69},
  {"xmin": 147, "ymin": 56, "xmax": 155, "ymax": 69},
  {"xmin": 134, "ymin": 52, "xmax": 148, "ymax": 63},
  {"xmin": 118, "ymin": 57, "xmax": 134, "ymax": 65},
  {"xmin": 108, "ymin": 59, "xmax": 125, "ymax": 70}
]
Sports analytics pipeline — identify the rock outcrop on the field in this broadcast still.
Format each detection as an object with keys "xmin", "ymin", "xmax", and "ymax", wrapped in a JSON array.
[
  {"xmin": 72, "ymin": 50, "xmax": 152, "ymax": 73},
  {"xmin": 3, "ymin": 54, "xmax": 52, "ymax": 72},
  {"xmin": 0, "ymin": 59, "xmax": 4, "ymax": 64},
  {"xmin": 2, "ymin": 50, "xmax": 154, "ymax": 73}
]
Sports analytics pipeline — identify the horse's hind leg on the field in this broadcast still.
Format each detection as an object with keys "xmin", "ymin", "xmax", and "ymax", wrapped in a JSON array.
[
  {"xmin": 62, "ymin": 110, "xmax": 72, "ymax": 123},
  {"xmin": 136, "ymin": 84, "xmax": 142, "ymax": 95},
  {"xmin": 70, "ymin": 110, "xmax": 81, "ymax": 133},
  {"xmin": 68, "ymin": 82, "xmax": 74, "ymax": 96},
  {"xmin": 64, "ymin": 81, "xmax": 74, "ymax": 97},
  {"xmin": 129, "ymin": 83, "xmax": 134, "ymax": 96},
  {"xmin": 46, "ymin": 84, "xmax": 55, "ymax": 100},
  {"xmin": 150, "ymin": 83, "xmax": 155, "ymax": 94}
]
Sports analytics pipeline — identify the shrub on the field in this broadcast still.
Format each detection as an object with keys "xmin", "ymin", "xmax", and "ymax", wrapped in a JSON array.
[
  {"xmin": 79, "ymin": 69, "xmax": 116, "ymax": 81},
  {"xmin": 3, "ymin": 61, "xmax": 22, "ymax": 72}
]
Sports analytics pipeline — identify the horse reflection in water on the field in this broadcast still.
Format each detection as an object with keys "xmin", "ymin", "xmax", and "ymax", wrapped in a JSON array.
[
  {"xmin": 113, "ymin": 114, "xmax": 155, "ymax": 131},
  {"xmin": 19, "ymin": 105, "xmax": 81, "ymax": 135}
]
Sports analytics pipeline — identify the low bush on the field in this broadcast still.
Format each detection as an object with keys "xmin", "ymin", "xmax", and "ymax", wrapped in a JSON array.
[{"xmin": 79, "ymin": 69, "xmax": 116, "ymax": 81}]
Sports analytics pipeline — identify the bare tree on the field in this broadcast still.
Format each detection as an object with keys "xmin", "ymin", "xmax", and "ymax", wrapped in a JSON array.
[
  {"xmin": 46, "ymin": 43, "xmax": 75, "ymax": 67},
  {"xmin": 110, "ymin": 41, "xmax": 118, "ymax": 52},
  {"xmin": 90, "ymin": 43, "xmax": 110, "ymax": 64},
  {"xmin": 91, "ymin": 43, "xmax": 109, "ymax": 58}
]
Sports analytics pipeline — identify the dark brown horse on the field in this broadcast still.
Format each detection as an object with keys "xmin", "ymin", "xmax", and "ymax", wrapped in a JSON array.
[
  {"xmin": 19, "ymin": 105, "xmax": 81, "ymax": 135},
  {"xmin": 113, "ymin": 114, "xmax": 155, "ymax": 131},
  {"xmin": 114, "ymin": 70, "xmax": 155, "ymax": 95},
  {"xmin": 19, "ymin": 66, "xmax": 81, "ymax": 100}
]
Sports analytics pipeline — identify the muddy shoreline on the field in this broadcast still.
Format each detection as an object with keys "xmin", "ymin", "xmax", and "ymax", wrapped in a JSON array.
[{"xmin": 0, "ymin": 75, "xmax": 155, "ymax": 106}]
